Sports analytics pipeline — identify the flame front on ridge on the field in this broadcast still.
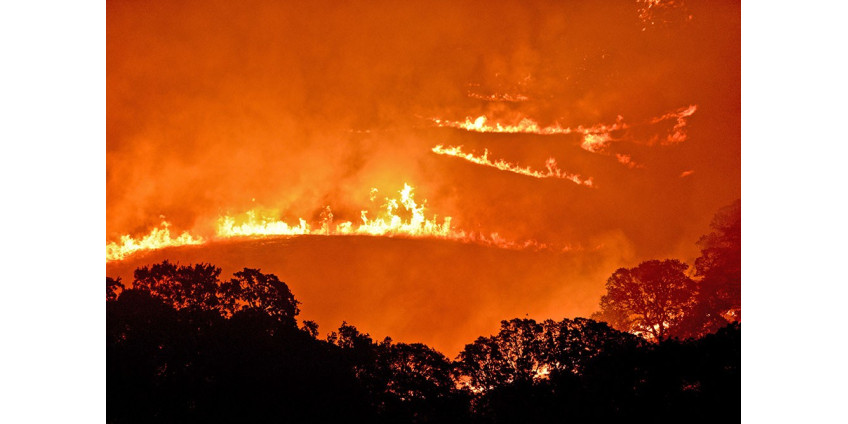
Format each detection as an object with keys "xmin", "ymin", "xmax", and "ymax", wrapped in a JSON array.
[
  {"xmin": 106, "ymin": 183, "xmax": 554, "ymax": 262},
  {"xmin": 217, "ymin": 184, "xmax": 457, "ymax": 239},
  {"xmin": 106, "ymin": 222, "xmax": 204, "ymax": 262}
]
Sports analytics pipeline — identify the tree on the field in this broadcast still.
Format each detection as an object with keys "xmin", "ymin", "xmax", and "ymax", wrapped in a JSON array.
[
  {"xmin": 538, "ymin": 318, "xmax": 644, "ymax": 376},
  {"xmin": 107, "ymin": 276, "xmax": 124, "ymax": 301},
  {"xmin": 455, "ymin": 319, "xmax": 545, "ymax": 391},
  {"xmin": 671, "ymin": 200, "xmax": 741, "ymax": 339},
  {"xmin": 218, "ymin": 268, "xmax": 300, "ymax": 326},
  {"xmin": 132, "ymin": 260, "xmax": 223, "ymax": 311},
  {"xmin": 594, "ymin": 259, "xmax": 696, "ymax": 342},
  {"xmin": 694, "ymin": 200, "xmax": 740, "ymax": 320},
  {"xmin": 300, "ymin": 320, "xmax": 319, "ymax": 338}
]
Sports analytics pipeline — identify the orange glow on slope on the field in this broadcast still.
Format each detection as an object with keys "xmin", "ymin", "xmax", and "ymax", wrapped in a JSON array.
[
  {"xmin": 431, "ymin": 145, "xmax": 594, "ymax": 187},
  {"xmin": 106, "ymin": 222, "xmax": 204, "ymax": 262}
]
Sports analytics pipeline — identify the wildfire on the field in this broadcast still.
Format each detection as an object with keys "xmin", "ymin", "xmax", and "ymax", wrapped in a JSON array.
[
  {"xmin": 217, "ymin": 184, "xmax": 458, "ymax": 240},
  {"xmin": 467, "ymin": 92, "xmax": 530, "ymax": 102},
  {"xmin": 581, "ymin": 133, "xmax": 612, "ymax": 153},
  {"xmin": 430, "ymin": 106, "xmax": 695, "ymax": 146},
  {"xmin": 107, "ymin": 184, "xmax": 559, "ymax": 262},
  {"xmin": 616, "ymin": 153, "xmax": 641, "ymax": 169},
  {"xmin": 431, "ymin": 115, "xmax": 627, "ymax": 136},
  {"xmin": 106, "ymin": 221, "xmax": 204, "ymax": 262},
  {"xmin": 432, "ymin": 145, "xmax": 594, "ymax": 187},
  {"xmin": 651, "ymin": 105, "xmax": 697, "ymax": 144},
  {"xmin": 430, "ymin": 107, "xmax": 695, "ymax": 171}
]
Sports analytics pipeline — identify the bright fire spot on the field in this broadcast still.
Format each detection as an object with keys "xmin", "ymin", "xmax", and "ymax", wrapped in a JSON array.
[
  {"xmin": 581, "ymin": 133, "xmax": 612, "ymax": 153},
  {"xmin": 431, "ymin": 145, "xmax": 594, "ymax": 187},
  {"xmin": 679, "ymin": 169, "xmax": 695, "ymax": 178},
  {"xmin": 106, "ymin": 221, "xmax": 204, "ymax": 262}
]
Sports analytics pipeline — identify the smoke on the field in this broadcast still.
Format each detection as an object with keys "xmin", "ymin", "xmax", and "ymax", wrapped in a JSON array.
[{"xmin": 108, "ymin": 0, "xmax": 740, "ymax": 353}]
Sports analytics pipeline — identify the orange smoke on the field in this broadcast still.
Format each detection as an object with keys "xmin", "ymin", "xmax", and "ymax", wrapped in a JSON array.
[{"xmin": 107, "ymin": 0, "xmax": 740, "ymax": 354}]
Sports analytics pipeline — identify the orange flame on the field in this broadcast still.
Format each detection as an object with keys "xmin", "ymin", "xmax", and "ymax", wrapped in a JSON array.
[
  {"xmin": 651, "ymin": 105, "xmax": 697, "ymax": 144},
  {"xmin": 467, "ymin": 92, "xmax": 530, "ymax": 102},
  {"xmin": 217, "ymin": 184, "xmax": 457, "ymax": 239},
  {"xmin": 106, "ymin": 221, "xmax": 204, "ymax": 262},
  {"xmin": 431, "ymin": 114, "xmax": 627, "ymax": 136},
  {"xmin": 106, "ymin": 184, "xmax": 574, "ymax": 262},
  {"xmin": 432, "ymin": 145, "xmax": 594, "ymax": 187}
]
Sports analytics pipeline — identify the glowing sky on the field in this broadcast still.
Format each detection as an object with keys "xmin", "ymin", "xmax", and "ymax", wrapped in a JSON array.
[{"xmin": 107, "ymin": 0, "xmax": 740, "ymax": 354}]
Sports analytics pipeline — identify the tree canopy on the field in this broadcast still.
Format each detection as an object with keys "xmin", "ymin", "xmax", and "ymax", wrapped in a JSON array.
[
  {"xmin": 108, "ymin": 259, "xmax": 739, "ymax": 423},
  {"xmin": 594, "ymin": 259, "xmax": 696, "ymax": 342}
]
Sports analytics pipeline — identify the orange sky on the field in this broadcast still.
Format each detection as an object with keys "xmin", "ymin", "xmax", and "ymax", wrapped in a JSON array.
[{"xmin": 107, "ymin": 0, "xmax": 740, "ymax": 355}]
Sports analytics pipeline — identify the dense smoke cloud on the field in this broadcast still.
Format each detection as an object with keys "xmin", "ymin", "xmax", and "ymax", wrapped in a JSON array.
[{"xmin": 107, "ymin": 0, "xmax": 739, "ymax": 353}]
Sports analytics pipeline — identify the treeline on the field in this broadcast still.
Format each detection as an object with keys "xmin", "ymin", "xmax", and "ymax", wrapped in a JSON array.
[
  {"xmin": 107, "ymin": 201, "xmax": 740, "ymax": 423},
  {"xmin": 108, "ymin": 266, "xmax": 738, "ymax": 423}
]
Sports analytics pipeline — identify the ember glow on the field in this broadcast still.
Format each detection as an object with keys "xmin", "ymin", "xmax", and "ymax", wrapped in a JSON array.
[{"xmin": 107, "ymin": 0, "xmax": 740, "ymax": 354}]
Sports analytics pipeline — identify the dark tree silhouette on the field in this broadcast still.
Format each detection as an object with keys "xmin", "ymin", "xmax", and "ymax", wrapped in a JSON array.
[
  {"xmin": 538, "ymin": 317, "xmax": 645, "ymax": 376},
  {"xmin": 671, "ymin": 200, "xmax": 741, "ymax": 339},
  {"xmin": 694, "ymin": 200, "xmax": 741, "ymax": 319},
  {"xmin": 455, "ymin": 319, "xmax": 545, "ymax": 391},
  {"xmin": 218, "ymin": 267, "xmax": 300, "ymax": 326},
  {"xmin": 300, "ymin": 319, "xmax": 319, "ymax": 338},
  {"xmin": 107, "ymin": 276, "xmax": 124, "ymax": 301},
  {"xmin": 108, "ymin": 260, "xmax": 740, "ymax": 423},
  {"xmin": 593, "ymin": 259, "xmax": 696, "ymax": 342},
  {"xmin": 132, "ymin": 260, "xmax": 222, "ymax": 311}
]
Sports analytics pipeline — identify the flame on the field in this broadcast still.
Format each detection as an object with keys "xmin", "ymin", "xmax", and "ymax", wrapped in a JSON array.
[
  {"xmin": 467, "ymin": 92, "xmax": 530, "ymax": 102},
  {"xmin": 432, "ymin": 145, "xmax": 594, "ymax": 187},
  {"xmin": 636, "ymin": 0, "xmax": 692, "ymax": 31},
  {"xmin": 581, "ymin": 133, "xmax": 612, "ymax": 153},
  {"xmin": 431, "ymin": 106, "xmax": 695, "ymax": 146},
  {"xmin": 106, "ymin": 183, "xmax": 569, "ymax": 262},
  {"xmin": 106, "ymin": 221, "xmax": 204, "ymax": 262},
  {"xmin": 615, "ymin": 153, "xmax": 641, "ymax": 169},
  {"xmin": 431, "ymin": 114, "xmax": 627, "ymax": 136},
  {"xmin": 430, "ymin": 107, "xmax": 695, "ymax": 171},
  {"xmin": 217, "ymin": 184, "xmax": 458, "ymax": 239},
  {"xmin": 651, "ymin": 104, "xmax": 697, "ymax": 144}
]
